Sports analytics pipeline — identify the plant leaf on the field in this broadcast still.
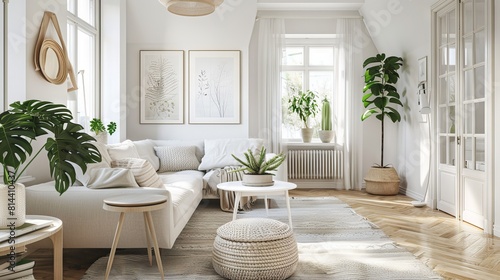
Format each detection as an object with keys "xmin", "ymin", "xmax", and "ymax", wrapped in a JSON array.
[{"xmin": 361, "ymin": 109, "xmax": 379, "ymax": 121}]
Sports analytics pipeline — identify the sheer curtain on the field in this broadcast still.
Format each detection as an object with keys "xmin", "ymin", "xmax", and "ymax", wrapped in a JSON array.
[
  {"xmin": 334, "ymin": 18, "xmax": 365, "ymax": 190},
  {"xmin": 257, "ymin": 18, "xmax": 286, "ymax": 180}
]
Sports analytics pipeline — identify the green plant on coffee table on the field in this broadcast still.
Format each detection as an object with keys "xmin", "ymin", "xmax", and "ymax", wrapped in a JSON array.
[
  {"xmin": 90, "ymin": 118, "xmax": 117, "ymax": 135},
  {"xmin": 0, "ymin": 100, "xmax": 102, "ymax": 195},
  {"xmin": 231, "ymin": 147, "xmax": 286, "ymax": 175}
]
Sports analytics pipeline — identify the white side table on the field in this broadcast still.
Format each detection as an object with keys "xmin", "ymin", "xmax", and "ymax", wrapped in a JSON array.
[
  {"xmin": 103, "ymin": 194, "xmax": 167, "ymax": 280},
  {"xmin": 0, "ymin": 215, "xmax": 63, "ymax": 279},
  {"xmin": 217, "ymin": 180, "xmax": 297, "ymax": 228}
]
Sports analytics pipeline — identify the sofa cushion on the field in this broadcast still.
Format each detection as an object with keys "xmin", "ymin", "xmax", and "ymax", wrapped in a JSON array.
[
  {"xmin": 153, "ymin": 140, "xmax": 205, "ymax": 162},
  {"xmin": 198, "ymin": 138, "xmax": 264, "ymax": 171},
  {"xmin": 133, "ymin": 139, "xmax": 160, "ymax": 171},
  {"xmin": 86, "ymin": 168, "xmax": 139, "ymax": 189},
  {"xmin": 111, "ymin": 158, "xmax": 164, "ymax": 188},
  {"xmin": 107, "ymin": 140, "xmax": 140, "ymax": 161},
  {"xmin": 154, "ymin": 145, "xmax": 200, "ymax": 172}
]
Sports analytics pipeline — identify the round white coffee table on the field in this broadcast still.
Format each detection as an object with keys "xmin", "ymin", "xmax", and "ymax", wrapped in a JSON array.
[
  {"xmin": 217, "ymin": 180, "xmax": 297, "ymax": 228},
  {"xmin": 103, "ymin": 194, "xmax": 167, "ymax": 280}
]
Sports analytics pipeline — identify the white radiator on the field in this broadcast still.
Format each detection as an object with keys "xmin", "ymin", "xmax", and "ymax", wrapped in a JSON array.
[{"xmin": 287, "ymin": 148, "xmax": 343, "ymax": 188}]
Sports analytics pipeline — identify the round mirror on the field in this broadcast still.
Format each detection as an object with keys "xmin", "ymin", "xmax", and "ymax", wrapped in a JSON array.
[{"xmin": 39, "ymin": 39, "xmax": 67, "ymax": 85}]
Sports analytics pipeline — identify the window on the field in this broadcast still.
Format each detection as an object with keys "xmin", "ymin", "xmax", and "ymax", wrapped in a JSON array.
[
  {"xmin": 67, "ymin": 0, "xmax": 100, "ymax": 129},
  {"xmin": 281, "ymin": 39, "xmax": 335, "ymax": 141}
]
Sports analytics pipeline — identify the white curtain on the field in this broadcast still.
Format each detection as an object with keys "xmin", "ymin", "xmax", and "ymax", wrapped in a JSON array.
[
  {"xmin": 257, "ymin": 19, "xmax": 285, "ymax": 154},
  {"xmin": 334, "ymin": 18, "xmax": 365, "ymax": 190},
  {"xmin": 257, "ymin": 19, "xmax": 286, "ymax": 181}
]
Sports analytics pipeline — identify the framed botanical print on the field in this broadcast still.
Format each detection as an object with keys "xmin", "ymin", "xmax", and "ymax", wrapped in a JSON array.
[
  {"xmin": 188, "ymin": 50, "xmax": 240, "ymax": 124},
  {"xmin": 140, "ymin": 50, "xmax": 184, "ymax": 124}
]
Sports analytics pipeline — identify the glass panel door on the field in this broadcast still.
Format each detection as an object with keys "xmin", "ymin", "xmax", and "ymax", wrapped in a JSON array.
[
  {"xmin": 436, "ymin": 3, "xmax": 458, "ymax": 216},
  {"xmin": 460, "ymin": 0, "xmax": 487, "ymax": 228}
]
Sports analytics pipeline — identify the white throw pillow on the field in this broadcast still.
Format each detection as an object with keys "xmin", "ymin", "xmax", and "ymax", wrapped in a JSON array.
[
  {"xmin": 154, "ymin": 146, "xmax": 200, "ymax": 172},
  {"xmin": 198, "ymin": 138, "xmax": 264, "ymax": 171},
  {"xmin": 86, "ymin": 168, "xmax": 139, "ymax": 189},
  {"xmin": 133, "ymin": 139, "xmax": 160, "ymax": 171},
  {"xmin": 111, "ymin": 158, "xmax": 164, "ymax": 188},
  {"xmin": 107, "ymin": 140, "xmax": 140, "ymax": 161},
  {"xmin": 74, "ymin": 141, "xmax": 112, "ymax": 186}
]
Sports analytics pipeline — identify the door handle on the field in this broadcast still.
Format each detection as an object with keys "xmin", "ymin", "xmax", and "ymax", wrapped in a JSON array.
[{"xmin": 457, "ymin": 136, "xmax": 461, "ymax": 145}]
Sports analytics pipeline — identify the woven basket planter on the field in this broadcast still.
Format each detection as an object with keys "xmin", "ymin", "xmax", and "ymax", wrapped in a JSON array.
[
  {"xmin": 364, "ymin": 167, "xmax": 400, "ymax": 195},
  {"xmin": 212, "ymin": 218, "xmax": 298, "ymax": 280}
]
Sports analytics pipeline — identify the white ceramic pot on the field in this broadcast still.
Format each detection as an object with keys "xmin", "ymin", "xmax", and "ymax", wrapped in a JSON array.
[
  {"xmin": 91, "ymin": 132, "xmax": 108, "ymax": 144},
  {"xmin": 301, "ymin": 128, "xmax": 314, "ymax": 143},
  {"xmin": 0, "ymin": 183, "xmax": 26, "ymax": 228},
  {"xmin": 242, "ymin": 174, "xmax": 274, "ymax": 187},
  {"xmin": 318, "ymin": 130, "xmax": 335, "ymax": 143}
]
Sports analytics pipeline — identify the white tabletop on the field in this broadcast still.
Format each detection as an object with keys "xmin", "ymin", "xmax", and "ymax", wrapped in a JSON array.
[
  {"xmin": 217, "ymin": 180, "xmax": 297, "ymax": 193},
  {"xmin": 103, "ymin": 194, "xmax": 167, "ymax": 207}
]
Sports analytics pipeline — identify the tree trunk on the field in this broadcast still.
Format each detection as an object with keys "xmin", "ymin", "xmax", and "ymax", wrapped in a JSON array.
[{"xmin": 381, "ymin": 116, "xmax": 384, "ymax": 167}]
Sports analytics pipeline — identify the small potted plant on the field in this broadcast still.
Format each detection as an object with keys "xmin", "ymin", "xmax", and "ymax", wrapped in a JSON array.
[
  {"xmin": 90, "ymin": 118, "xmax": 117, "ymax": 144},
  {"xmin": 361, "ymin": 53, "xmax": 403, "ymax": 195},
  {"xmin": 318, "ymin": 97, "xmax": 334, "ymax": 143},
  {"xmin": 231, "ymin": 147, "xmax": 286, "ymax": 186},
  {"xmin": 288, "ymin": 89, "xmax": 319, "ymax": 143},
  {"xmin": 0, "ymin": 100, "xmax": 102, "ymax": 227}
]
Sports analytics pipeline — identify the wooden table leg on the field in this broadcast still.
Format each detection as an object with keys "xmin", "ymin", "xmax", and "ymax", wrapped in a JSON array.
[
  {"xmin": 105, "ymin": 212, "xmax": 125, "ymax": 280},
  {"xmin": 146, "ymin": 212, "xmax": 164, "ymax": 280},
  {"xmin": 49, "ymin": 226, "xmax": 63, "ymax": 280},
  {"xmin": 285, "ymin": 190, "xmax": 293, "ymax": 229},
  {"xmin": 233, "ymin": 192, "xmax": 242, "ymax": 221},
  {"xmin": 144, "ymin": 212, "xmax": 152, "ymax": 266}
]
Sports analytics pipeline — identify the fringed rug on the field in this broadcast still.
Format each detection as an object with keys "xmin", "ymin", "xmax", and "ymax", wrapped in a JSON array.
[{"xmin": 82, "ymin": 197, "xmax": 442, "ymax": 279}]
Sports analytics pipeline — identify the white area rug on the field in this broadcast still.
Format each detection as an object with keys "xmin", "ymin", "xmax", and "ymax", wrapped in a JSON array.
[{"xmin": 82, "ymin": 197, "xmax": 442, "ymax": 279}]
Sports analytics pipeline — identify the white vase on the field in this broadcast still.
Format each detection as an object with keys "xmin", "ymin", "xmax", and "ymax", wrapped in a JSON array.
[
  {"xmin": 301, "ymin": 128, "xmax": 314, "ymax": 143},
  {"xmin": 91, "ymin": 132, "xmax": 108, "ymax": 144},
  {"xmin": 0, "ymin": 183, "xmax": 26, "ymax": 228}
]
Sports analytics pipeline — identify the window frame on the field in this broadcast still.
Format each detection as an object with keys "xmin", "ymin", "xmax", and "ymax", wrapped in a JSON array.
[
  {"xmin": 66, "ymin": 0, "xmax": 101, "ymax": 124},
  {"xmin": 281, "ymin": 38, "xmax": 337, "ymax": 142}
]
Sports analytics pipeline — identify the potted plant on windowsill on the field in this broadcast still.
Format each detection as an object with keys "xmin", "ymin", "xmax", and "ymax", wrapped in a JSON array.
[
  {"xmin": 319, "ymin": 97, "xmax": 334, "ymax": 143},
  {"xmin": 231, "ymin": 147, "xmax": 286, "ymax": 186},
  {"xmin": 89, "ymin": 118, "xmax": 116, "ymax": 144},
  {"xmin": 361, "ymin": 53, "xmax": 403, "ymax": 195},
  {"xmin": 288, "ymin": 89, "xmax": 319, "ymax": 143},
  {"xmin": 0, "ymin": 100, "xmax": 102, "ymax": 227}
]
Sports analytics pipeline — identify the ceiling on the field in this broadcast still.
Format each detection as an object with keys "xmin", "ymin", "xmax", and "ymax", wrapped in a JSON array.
[{"xmin": 257, "ymin": 0, "xmax": 365, "ymax": 10}]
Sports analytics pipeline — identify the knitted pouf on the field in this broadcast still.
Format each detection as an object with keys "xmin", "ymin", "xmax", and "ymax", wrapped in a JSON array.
[{"xmin": 212, "ymin": 218, "xmax": 298, "ymax": 280}]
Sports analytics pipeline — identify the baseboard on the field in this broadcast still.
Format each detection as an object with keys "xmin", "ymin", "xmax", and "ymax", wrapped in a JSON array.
[
  {"xmin": 494, "ymin": 224, "xmax": 500, "ymax": 238},
  {"xmin": 404, "ymin": 188, "xmax": 424, "ymax": 201},
  {"xmin": 290, "ymin": 180, "xmax": 344, "ymax": 189}
]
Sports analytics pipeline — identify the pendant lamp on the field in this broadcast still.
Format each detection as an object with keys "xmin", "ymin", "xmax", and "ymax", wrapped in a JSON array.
[{"xmin": 159, "ymin": 0, "xmax": 224, "ymax": 17}]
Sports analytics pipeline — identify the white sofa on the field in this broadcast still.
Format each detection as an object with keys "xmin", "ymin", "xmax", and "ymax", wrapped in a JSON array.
[{"xmin": 26, "ymin": 138, "xmax": 270, "ymax": 249}]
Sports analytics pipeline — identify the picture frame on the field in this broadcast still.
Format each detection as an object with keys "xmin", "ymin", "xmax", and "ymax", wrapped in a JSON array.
[
  {"xmin": 188, "ymin": 50, "xmax": 241, "ymax": 124},
  {"xmin": 418, "ymin": 56, "xmax": 427, "ymax": 82},
  {"xmin": 140, "ymin": 50, "xmax": 184, "ymax": 124}
]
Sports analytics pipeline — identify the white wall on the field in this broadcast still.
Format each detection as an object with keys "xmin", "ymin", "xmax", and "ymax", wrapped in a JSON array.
[
  {"xmin": 125, "ymin": 0, "xmax": 257, "ymax": 141},
  {"xmin": 6, "ymin": 0, "xmax": 69, "ymax": 185},
  {"xmin": 360, "ymin": 0, "xmax": 436, "ymax": 200},
  {"xmin": 493, "ymin": 0, "xmax": 500, "ymax": 237}
]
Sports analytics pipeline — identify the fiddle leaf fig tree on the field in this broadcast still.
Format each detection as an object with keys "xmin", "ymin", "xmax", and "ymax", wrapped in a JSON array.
[
  {"xmin": 361, "ymin": 53, "xmax": 403, "ymax": 167},
  {"xmin": 0, "ymin": 100, "xmax": 102, "ymax": 195}
]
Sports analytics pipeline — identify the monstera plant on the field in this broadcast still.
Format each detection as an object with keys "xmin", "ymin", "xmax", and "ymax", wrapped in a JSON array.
[
  {"xmin": 0, "ymin": 100, "xmax": 102, "ymax": 194},
  {"xmin": 361, "ymin": 53, "xmax": 404, "ymax": 195}
]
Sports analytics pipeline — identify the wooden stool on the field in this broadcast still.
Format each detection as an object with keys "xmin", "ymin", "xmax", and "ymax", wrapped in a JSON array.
[{"xmin": 103, "ymin": 194, "xmax": 167, "ymax": 280}]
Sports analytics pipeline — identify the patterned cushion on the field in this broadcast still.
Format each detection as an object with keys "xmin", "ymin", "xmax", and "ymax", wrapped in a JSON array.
[
  {"xmin": 154, "ymin": 146, "xmax": 200, "ymax": 172},
  {"xmin": 111, "ymin": 158, "xmax": 164, "ymax": 188}
]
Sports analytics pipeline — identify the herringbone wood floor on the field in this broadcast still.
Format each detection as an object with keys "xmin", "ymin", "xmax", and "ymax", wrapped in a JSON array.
[{"xmin": 26, "ymin": 189, "xmax": 500, "ymax": 279}]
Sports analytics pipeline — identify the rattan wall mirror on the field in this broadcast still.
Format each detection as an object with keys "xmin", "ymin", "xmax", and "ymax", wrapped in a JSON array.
[
  {"xmin": 34, "ymin": 11, "xmax": 77, "ymax": 91},
  {"xmin": 39, "ymin": 39, "xmax": 67, "ymax": 84}
]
